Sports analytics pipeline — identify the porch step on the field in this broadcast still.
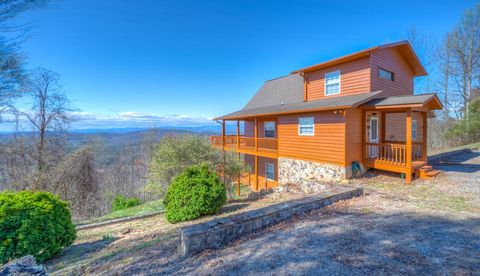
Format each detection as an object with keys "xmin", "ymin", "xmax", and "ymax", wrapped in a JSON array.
[
  {"xmin": 418, "ymin": 165, "xmax": 441, "ymax": 179},
  {"xmin": 426, "ymin": 169, "xmax": 441, "ymax": 177}
]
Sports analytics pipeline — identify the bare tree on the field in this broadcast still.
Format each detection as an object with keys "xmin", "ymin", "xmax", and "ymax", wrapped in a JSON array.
[
  {"xmin": 447, "ymin": 4, "xmax": 480, "ymax": 126},
  {"xmin": 0, "ymin": 0, "xmax": 54, "ymax": 121},
  {"xmin": 11, "ymin": 68, "xmax": 74, "ymax": 189},
  {"xmin": 51, "ymin": 146, "xmax": 100, "ymax": 219}
]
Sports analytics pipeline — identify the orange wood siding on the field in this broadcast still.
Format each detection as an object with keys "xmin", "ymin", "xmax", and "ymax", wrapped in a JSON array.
[
  {"xmin": 370, "ymin": 47, "xmax": 414, "ymax": 97},
  {"xmin": 277, "ymin": 111, "xmax": 346, "ymax": 166},
  {"xmin": 345, "ymin": 108, "xmax": 363, "ymax": 165},
  {"xmin": 384, "ymin": 112, "xmax": 423, "ymax": 142},
  {"xmin": 305, "ymin": 57, "xmax": 371, "ymax": 101}
]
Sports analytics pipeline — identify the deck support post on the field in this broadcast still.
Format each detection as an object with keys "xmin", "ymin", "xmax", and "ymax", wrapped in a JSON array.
[
  {"xmin": 361, "ymin": 110, "xmax": 366, "ymax": 164},
  {"xmin": 254, "ymin": 155, "xmax": 259, "ymax": 191},
  {"xmin": 237, "ymin": 153, "xmax": 241, "ymax": 196},
  {"xmin": 222, "ymin": 120, "xmax": 226, "ymax": 150},
  {"xmin": 236, "ymin": 120, "xmax": 240, "ymax": 150},
  {"xmin": 254, "ymin": 118, "xmax": 258, "ymax": 151},
  {"xmin": 422, "ymin": 112, "xmax": 428, "ymax": 161},
  {"xmin": 405, "ymin": 108, "xmax": 413, "ymax": 183}
]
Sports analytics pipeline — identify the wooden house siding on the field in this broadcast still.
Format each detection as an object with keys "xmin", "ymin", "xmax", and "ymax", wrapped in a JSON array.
[
  {"xmin": 277, "ymin": 111, "xmax": 346, "ymax": 166},
  {"xmin": 345, "ymin": 108, "xmax": 363, "ymax": 166},
  {"xmin": 370, "ymin": 47, "xmax": 414, "ymax": 97},
  {"xmin": 385, "ymin": 112, "xmax": 423, "ymax": 142},
  {"xmin": 305, "ymin": 57, "xmax": 371, "ymax": 101}
]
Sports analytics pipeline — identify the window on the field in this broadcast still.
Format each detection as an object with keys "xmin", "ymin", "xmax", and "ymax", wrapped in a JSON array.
[
  {"xmin": 369, "ymin": 117, "xmax": 378, "ymax": 142},
  {"xmin": 379, "ymin": 68, "xmax": 394, "ymax": 81},
  {"xmin": 298, "ymin": 116, "xmax": 314, "ymax": 136},
  {"xmin": 325, "ymin": 70, "xmax": 341, "ymax": 95},
  {"xmin": 265, "ymin": 163, "xmax": 275, "ymax": 181},
  {"xmin": 412, "ymin": 120, "xmax": 417, "ymax": 140},
  {"xmin": 264, "ymin": 121, "xmax": 275, "ymax": 138}
]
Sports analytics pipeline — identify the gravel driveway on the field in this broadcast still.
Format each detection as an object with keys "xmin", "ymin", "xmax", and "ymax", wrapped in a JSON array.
[{"xmin": 50, "ymin": 150, "xmax": 480, "ymax": 275}]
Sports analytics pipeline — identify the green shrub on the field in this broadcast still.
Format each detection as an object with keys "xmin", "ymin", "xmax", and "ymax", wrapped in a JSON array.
[
  {"xmin": 0, "ymin": 191, "xmax": 76, "ymax": 264},
  {"xmin": 111, "ymin": 195, "xmax": 142, "ymax": 212},
  {"xmin": 164, "ymin": 164, "xmax": 226, "ymax": 223}
]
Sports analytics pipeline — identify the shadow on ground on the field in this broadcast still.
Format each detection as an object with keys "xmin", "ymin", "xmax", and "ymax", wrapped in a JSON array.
[{"xmin": 96, "ymin": 210, "xmax": 480, "ymax": 275}]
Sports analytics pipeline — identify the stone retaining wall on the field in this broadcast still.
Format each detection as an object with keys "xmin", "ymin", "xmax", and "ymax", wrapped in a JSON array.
[
  {"xmin": 178, "ymin": 187, "xmax": 363, "ymax": 257},
  {"xmin": 278, "ymin": 157, "xmax": 346, "ymax": 184}
]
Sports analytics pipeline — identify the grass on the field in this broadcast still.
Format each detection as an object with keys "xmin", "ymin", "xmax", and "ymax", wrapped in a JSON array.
[{"xmin": 76, "ymin": 199, "xmax": 164, "ymax": 226}]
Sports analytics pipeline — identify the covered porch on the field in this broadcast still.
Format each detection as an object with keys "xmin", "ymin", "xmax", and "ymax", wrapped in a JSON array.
[{"xmin": 360, "ymin": 94, "xmax": 443, "ymax": 183}]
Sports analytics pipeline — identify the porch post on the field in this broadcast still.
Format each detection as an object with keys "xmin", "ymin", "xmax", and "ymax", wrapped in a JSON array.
[
  {"xmin": 236, "ymin": 120, "xmax": 240, "ymax": 150},
  {"xmin": 361, "ymin": 110, "xmax": 366, "ymax": 162},
  {"xmin": 405, "ymin": 108, "xmax": 413, "ymax": 183},
  {"xmin": 381, "ymin": 111, "xmax": 386, "ymax": 143},
  {"xmin": 422, "ymin": 112, "xmax": 428, "ymax": 161},
  {"xmin": 222, "ymin": 120, "xmax": 226, "ymax": 150},
  {"xmin": 254, "ymin": 155, "xmax": 259, "ymax": 191},
  {"xmin": 254, "ymin": 118, "xmax": 258, "ymax": 151}
]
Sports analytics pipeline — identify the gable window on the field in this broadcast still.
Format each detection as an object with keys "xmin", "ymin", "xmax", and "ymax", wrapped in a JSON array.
[
  {"xmin": 265, "ymin": 163, "xmax": 275, "ymax": 181},
  {"xmin": 369, "ymin": 117, "xmax": 378, "ymax": 143},
  {"xmin": 298, "ymin": 116, "xmax": 314, "ymax": 136},
  {"xmin": 412, "ymin": 119, "xmax": 417, "ymax": 140},
  {"xmin": 325, "ymin": 70, "xmax": 341, "ymax": 95},
  {"xmin": 379, "ymin": 68, "xmax": 394, "ymax": 81},
  {"xmin": 264, "ymin": 121, "xmax": 275, "ymax": 138}
]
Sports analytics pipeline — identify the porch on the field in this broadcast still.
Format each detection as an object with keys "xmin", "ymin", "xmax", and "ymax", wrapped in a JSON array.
[{"xmin": 361, "ymin": 107, "xmax": 437, "ymax": 183}]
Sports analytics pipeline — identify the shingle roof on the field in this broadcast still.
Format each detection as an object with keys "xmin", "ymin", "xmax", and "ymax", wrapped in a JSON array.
[
  {"xmin": 243, "ymin": 74, "xmax": 304, "ymax": 109},
  {"xmin": 215, "ymin": 91, "xmax": 382, "ymax": 120},
  {"xmin": 360, "ymin": 93, "xmax": 440, "ymax": 107}
]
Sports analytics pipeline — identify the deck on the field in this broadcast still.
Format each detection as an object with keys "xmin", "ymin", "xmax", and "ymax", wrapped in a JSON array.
[{"xmin": 210, "ymin": 135, "xmax": 279, "ymax": 158}]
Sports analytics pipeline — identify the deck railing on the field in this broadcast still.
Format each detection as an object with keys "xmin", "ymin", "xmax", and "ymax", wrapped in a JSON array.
[
  {"xmin": 210, "ymin": 135, "xmax": 278, "ymax": 153},
  {"xmin": 365, "ymin": 142, "xmax": 425, "ymax": 166}
]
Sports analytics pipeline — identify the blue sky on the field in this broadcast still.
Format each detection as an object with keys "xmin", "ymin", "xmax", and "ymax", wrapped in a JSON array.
[{"xmin": 6, "ymin": 0, "xmax": 478, "ymax": 130}]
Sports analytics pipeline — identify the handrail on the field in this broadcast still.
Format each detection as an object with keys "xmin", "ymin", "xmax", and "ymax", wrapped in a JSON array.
[
  {"xmin": 365, "ymin": 142, "xmax": 407, "ymax": 166},
  {"xmin": 210, "ymin": 135, "xmax": 278, "ymax": 152}
]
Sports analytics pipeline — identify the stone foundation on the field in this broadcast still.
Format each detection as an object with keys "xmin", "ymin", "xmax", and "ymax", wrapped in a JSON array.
[{"xmin": 278, "ymin": 157, "xmax": 346, "ymax": 185}]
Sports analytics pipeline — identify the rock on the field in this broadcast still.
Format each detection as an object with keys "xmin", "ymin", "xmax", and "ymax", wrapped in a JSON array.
[{"xmin": 0, "ymin": 255, "xmax": 47, "ymax": 276}]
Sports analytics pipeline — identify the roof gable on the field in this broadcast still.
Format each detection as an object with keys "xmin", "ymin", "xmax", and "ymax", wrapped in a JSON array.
[{"xmin": 291, "ymin": 40, "xmax": 427, "ymax": 77}]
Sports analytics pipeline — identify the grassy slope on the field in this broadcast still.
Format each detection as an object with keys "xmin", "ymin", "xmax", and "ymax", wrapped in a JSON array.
[{"xmin": 76, "ymin": 199, "xmax": 164, "ymax": 226}]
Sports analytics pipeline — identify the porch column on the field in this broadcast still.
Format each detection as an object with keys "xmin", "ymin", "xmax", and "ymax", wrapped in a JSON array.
[
  {"xmin": 361, "ymin": 110, "xmax": 366, "ymax": 161},
  {"xmin": 422, "ymin": 112, "xmax": 428, "ymax": 161},
  {"xmin": 254, "ymin": 155, "xmax": 259, "ymax": 191},
  {"xmin": 254, "ymin": 118, "xmax": 258, "ymax": 151},
  {"xmin": 236, "ymin": 120, "xmax": 240, "ymax": 150},
  {"xmin": 405, "ymin": 108, "xmax": 413, "ymax": 183},
  {"xmin": 222, "ymin": 120, "xmax": 226, "ymax": 150}
]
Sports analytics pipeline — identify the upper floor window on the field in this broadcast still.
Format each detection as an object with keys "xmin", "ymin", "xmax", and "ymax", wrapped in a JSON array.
[
  {"xmin": 325, "ymin": 70, "xmax": 341, "ymax": 96},
  {"xmin": 379, "ymin": 68, "xmax": 394, "ymax": 81},
  {"xmin": 298, "ymin": 116, "xmax": 314, "ymax": 136},
  {"xmin": 264, "ymin": 121, "xmax": 275, "ymax": 138}
]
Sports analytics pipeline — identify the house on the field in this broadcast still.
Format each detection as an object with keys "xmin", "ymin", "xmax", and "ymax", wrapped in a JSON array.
[{"xmin": 211, "ymin": 41, "xmax": 443, "ymax": 191}]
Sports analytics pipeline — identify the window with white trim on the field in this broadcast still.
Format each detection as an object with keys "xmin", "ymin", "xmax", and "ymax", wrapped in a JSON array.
[
  {"xmin": 298, "ymin": 116, "xmax": 314, "ymax": 136},
  {"xmin": 412, "ymin": 119, "xmax": 417, "ymax": 140},
  {"xmin": 265, "ymin": 163, "xmax": 275, "ymax": 181},
  {"xmin": 264, "ymin": 121, "xmax": 275, "ymax": 138},
  {"xmin": 325, "ymin": 70, "xmax": 341, "ymax": 95},
  {"xmin": 369, "ymin": 117, "xmax": 378, "ymax": 142}
]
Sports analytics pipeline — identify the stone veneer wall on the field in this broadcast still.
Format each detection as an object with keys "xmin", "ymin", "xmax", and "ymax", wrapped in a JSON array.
[
  {"xmin": 178, "ymin": 187, "xmax": 363, "ymax": 257},
  {"xmin": 278, "ymin": 157, "xmax": 346, "ymax": 185}
]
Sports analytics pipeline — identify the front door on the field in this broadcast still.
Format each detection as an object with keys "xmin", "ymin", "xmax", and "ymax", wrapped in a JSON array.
[{"xmin": 368, "ymin": 116, "xmax": 379, "ymax": 158}]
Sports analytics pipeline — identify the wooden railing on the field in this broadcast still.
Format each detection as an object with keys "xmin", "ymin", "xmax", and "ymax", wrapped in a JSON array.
[
  {"xmin": 210, "ymin": 135, "xmax": 278, "ymax": 153},
  {"xmin": 365, "ymin": 142, "xmax": 425, "ymax": 167},
  {"xmin": 366, "ymin": 143, "xmax": 407, "ymax": 166}
]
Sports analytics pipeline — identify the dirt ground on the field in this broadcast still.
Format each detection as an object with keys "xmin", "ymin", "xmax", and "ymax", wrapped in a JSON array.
[{"xmin": 47, "ymin": 150, "xmax": 480, "ymax": 275}]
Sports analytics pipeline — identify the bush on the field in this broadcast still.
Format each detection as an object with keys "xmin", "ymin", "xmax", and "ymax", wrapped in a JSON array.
[
  {"xmin": 0, "ymin": 191, "xmax": 76, "ymax": 264},
  {"xmin": 111, "ymin": 195, "xmax": 142, "ymax": 212},
  {"xmin": 164, "ymin": 164, "xmax": 226, "ymax": 223}
]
